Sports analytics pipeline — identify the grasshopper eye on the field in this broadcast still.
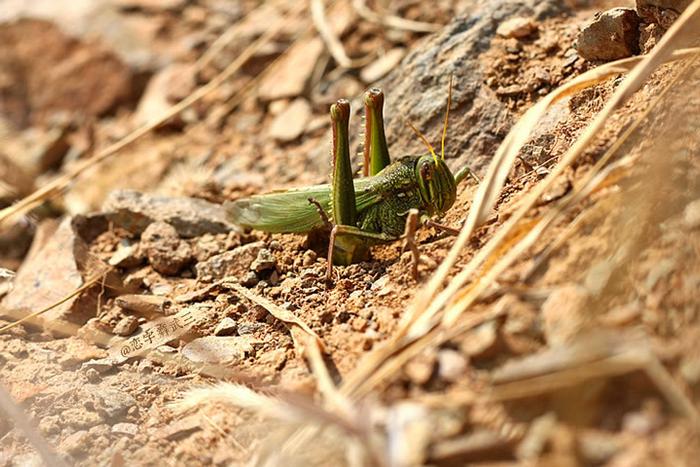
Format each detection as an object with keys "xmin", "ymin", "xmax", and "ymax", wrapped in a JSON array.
[{"xmin": 420, "ymin": 161, "xmax": 434, "ymax": 181}]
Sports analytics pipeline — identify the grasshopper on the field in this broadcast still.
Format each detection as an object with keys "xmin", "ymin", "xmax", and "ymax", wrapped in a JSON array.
[{"xmin": 227, "ymin": 80, "xmax": 476, "ymax": 280}]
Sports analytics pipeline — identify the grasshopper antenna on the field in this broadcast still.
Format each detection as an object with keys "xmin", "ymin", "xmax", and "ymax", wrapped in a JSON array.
[
  {"xmin": 406, "ymin": 119, "xmax": 438, "ymax": 165},
  {"xmin": 441, "ymin": 74, "xmax": 453, "ymax": 161}
]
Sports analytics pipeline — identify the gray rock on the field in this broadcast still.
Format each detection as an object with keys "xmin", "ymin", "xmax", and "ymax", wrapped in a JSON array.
[
  {"xmin": 111, "ymin": 422, "xmax": 139, "ymax": 437},
  {"xmin": 95, "ymin": 387, "xmax": 137, "ymax": 420},
  {"xmin": 140, "ymin": 221, "xmax": 193, "ymax": 275},
  {"xmin": 365, "ymin": 0, "xmax": 564, "ymax": 177},
  {"xmin": 60, "ymin": 430, "xmax": 90, "ymax": 455},
  {"xmin": 113, "ymin": 315, "xmax": 139, "ymax": 336},
  {"xmin": 576, "ymin": 8, "xmax": 641, "ymax": 61},
  {"xmin": 1, "ymin": 218, "xmax": 109, "ymax": 325},
  {"xmin": 103, "ymin": 189, "xmax": 237, "ymax": 238},
  {"xmin": 250, "ymin": 248, "xmax": 277, "ymax": 273},
  {"xmin": 636, "ymin": 0, "xmax": 692, "ymax": 28},
  {"xmin": 213, "ymin": 317, "xmax": 237, "ymax": 336},
  {"xmin": 195, "ymin": 241, "xmax": 264, "ymax": 280}
]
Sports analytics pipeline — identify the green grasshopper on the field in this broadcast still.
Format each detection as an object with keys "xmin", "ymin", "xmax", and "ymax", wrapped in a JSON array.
[{"xmin": 227, "ymin": 80, "xmax": 476, "ymax": 280}]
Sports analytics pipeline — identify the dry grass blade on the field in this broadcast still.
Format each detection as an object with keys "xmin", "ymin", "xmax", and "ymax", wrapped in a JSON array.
[
  {"xmin": 0, "ymin": 1, "xmax": 307, "ymax": 227},
  {"xmin": 174, "ymin": 383, "xmax": 296, "ymax": 420},
  {"xmin": 490, "ymin": 335, "xmax": 700, "ymax": 427},
  {"xmin": 312, "ymin": 0, "xmax": 372, "ymax": 68},
  {"xmin": 226, "ymin": 282, "xmax": 349, "ymax": 414},
  {"xmin": 438, "ymin": 3, "xmax": 700, "ymax": 328},
  {"xmin": 0, "ymin": 271, "xmax": 108, "ymax": 333},
  {"xmin": 409, "ymin": 49, "xmax": 699, "ymax": 339},
  {"xmin": 352, "ymin": 0, "xmax": 441, "ymax": 33},
  {"xmin": 0, "ymin": 385, "xmax": 70, "ymax": 467},
  {"xmin": 340, "ymin": 45, "xmax": 700, "ymax": 397}
]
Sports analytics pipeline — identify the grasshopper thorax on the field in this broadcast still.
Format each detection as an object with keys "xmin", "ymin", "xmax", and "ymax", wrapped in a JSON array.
[{"xmin": 415, "ymin": 155, "xmax": 457, "ymax": 217}]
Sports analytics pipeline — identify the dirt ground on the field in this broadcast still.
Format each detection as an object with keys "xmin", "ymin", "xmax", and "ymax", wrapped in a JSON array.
[{"xmin": 1, "ymin": 0, "xmax": 699, "ymax": 466}]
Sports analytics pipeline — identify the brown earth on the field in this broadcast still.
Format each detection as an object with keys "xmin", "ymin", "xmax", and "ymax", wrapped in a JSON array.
[{"xmin": 1, "ymin": 0, "xmax": 699, "ymax": 466}]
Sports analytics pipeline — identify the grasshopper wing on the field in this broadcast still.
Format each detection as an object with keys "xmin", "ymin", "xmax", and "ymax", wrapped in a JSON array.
[{"xmin": 226, "ymin": 179, "xmax": 380, "ymax": 234}]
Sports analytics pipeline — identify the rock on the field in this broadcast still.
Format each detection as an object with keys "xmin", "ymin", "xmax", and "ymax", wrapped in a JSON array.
[
  {"xmin": 541, "ymin": 285, "xmax": 590, "ymax": 346},
  {"xmin": 576, "ymin": 8, "xmax": 641, "ymax": 62},
  {"xmin": 636, "ymin": 0, "xmax": 692, "ymax": 28},
  {"xmin": 159, "ymin": 415, "xmax": 201, "ymax": 440},
  {"xmin": 23, "ymin": 125, "xmax": 71, "ymax": 174},
  {"xmin": 1, "ymin": 218, "xmax": 108, "ymax": 325},
  {"xmin": 496, "ymin": 17, "xmax": 538, "ymax": 38},
  {"xmin": 241, "ymin": 271, "xmax": 259, "ymax": 287},
  {"xmin": 683, "ymin": 199, "xmax": 700, "ymax": 230},
  {"xmin": 61, "ymin": 408, "xmax": 103, "ymax": 429},
  {"xmin": 250, "ymin": 248, "xmax": 277, "ymax": 273},
  {"xmin": 302, "ymin": 250, "xmax": 317, "ymax": 266},
  {"xmin": 134, "ymin": 63, "xmax": 195, "ymax": 127},
  {"xmin": 258, "ymin": 38, "xmax": 324, "ymax": 101},
  {"xmin": 259, "ymin": 348, "xmax": 287, "ymax": 371},
  {"xmin": 268, "ymin": 98, "xmax": 312, "ymax": 142},
  {"xmin": 109, "ymin": 242, "xmax": 144, "ymax": 268},
  {"xmin": 460, "ymin": 321, "xmax": 499, "ymax": 357},
  {"xmin": 373, "ymin": 0, "xmax": 564, "ymax": 177},
  {"xmin": 59, "ymin": 337, "xmax": 107, "ymax": 368},
  {"xmin": 81, "ymin": 358, "xmax": 115, "ymax": 374},
  {"xmin": 195, "ymin": 241, "xmax": 264, "ymax": 280},
  {"xmin": 404, "ymin": 353, "xmax": 436, "ymax": 386},
  {"xmin": 237, "ymin": 322, "xmax": 266, "ymax": 335},
  {"xmin": 60, "ymin": 430, "xmax": 90, "ymax": 455},
  {"xmin": 103, "ymin": 189, "xmax": 236, "ymax": 237},
  {"xmin": 181, "ymin": 336, "xmax": 259, "ymax": 364},
  {"xmin": 0, "ymin": 19, "xmax": 133, "ymax": 127},
  {"xmin": 111, "ymin": 422, "xmax": 139, "ymax": 437},
  {"xmin": 213, "ymin": 317, "xmax": 237, "ymax": 336},
  {"xmin": 437, "ymin": 349, "xmax": 468, "ymax": 382},
  {"xmin": 360, "ymin": 48, "xmax": 406, "ymax": 84},
  {"xmin": 113, "ymin": 315, "xmax": 139, "ymax": 336},
  {"xmin": 95, "ymin": 387, "xmax": 137, "ymax": 420},
  {"xmin": 140, "ymin": 221, "xmax": 193, "ymax": 275},
  {"xmin": 85, "ymin": 368, "xmax": 101, "ymax": 383}
]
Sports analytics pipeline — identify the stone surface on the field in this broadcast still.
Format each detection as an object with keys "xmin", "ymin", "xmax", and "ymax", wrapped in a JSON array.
[
  {"xmin": 636, "ymin": 0, "xmax": 692, "ymax": 28},
  {"xmin": 258, "ymin": 38, "xmax": 324, "ymax": 101},
  {"xmin": 1, "ymin": 218, "xmax": 108, "ymax": 325},
  {"xmin": 213, "ymin": 317, "xmax": 237, "ymax": 336},
  {"xmin": 250, "ymin": 248, "xmax": 277, "ymax": 273},
  {"xmin": 268, "ymin": 98, "xmax": 312, "ymax": 142},
  {"xmin": 541, "ymin": 285, "xmax": 590, "ymax": 346},
  {"xmin": 112, "ymin": 422, "xmax": 139, "ymax": 437},
  {"xmin": 375, "ymin": 0, "xmax": 564, "ymax": 177},
  {"xmin": 0, "ymin": 19, "xmax": 133, "ymax": 127},
  {"xmin": 195, "ymin": 241, "xmax": 264, "ymax": 280},
  {"xmin": 60, "ymin": 430, "xmax": 91, "ymax": 455},
  {"xmin": 113, "ymin": 315, "xmax": 139, "ymax": 336},
  {"xmin": 496, "ymin": 17, "xmax": 538, "ymax": 38},
  {"xmin": 140, "ymin": 221, "xmax": 193, "ymax": 275},
  {"xmin": 103, "ymin": 189, "xmax": 236, "ymax": 237},
  {"xmin": 360, "ymin": 48, "xmax": 406, "ymax": 84},
  {"xmin": 576, "ymin": 8, "xmax": 641, "ymax": 61}
]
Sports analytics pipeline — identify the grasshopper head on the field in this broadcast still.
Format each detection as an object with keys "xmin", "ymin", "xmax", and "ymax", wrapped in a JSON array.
[{"xmin": 416, "ymin": 155, "xmax": 456, "ymax": 216}]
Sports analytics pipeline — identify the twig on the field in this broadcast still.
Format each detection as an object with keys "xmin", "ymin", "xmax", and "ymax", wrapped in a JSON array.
[
  {"xmin": 311, "ymin": 0, "xmax": 373, "ymax": 68},
  {"xmin": 352, "ymin": 0, "xmax": 441, "ymax": 33}
]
